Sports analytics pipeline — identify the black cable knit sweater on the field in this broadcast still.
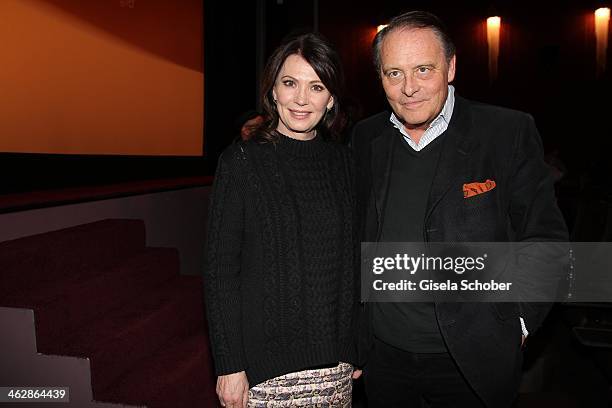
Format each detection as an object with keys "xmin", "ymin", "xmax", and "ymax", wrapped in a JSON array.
[{"xmin": 203, "ymin": 134, "xmax": 357, "ymax": 386}]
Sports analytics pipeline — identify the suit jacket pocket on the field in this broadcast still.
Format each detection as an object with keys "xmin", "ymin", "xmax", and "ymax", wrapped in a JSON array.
[{"xmin": 463, "ymin": 189, "xmax": 496, "ymax": 208}]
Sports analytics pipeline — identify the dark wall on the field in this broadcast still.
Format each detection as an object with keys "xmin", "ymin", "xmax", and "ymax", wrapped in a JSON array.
[{"xmin": 204, "ymin": 1, "xmax": 259, "ymax": 164}]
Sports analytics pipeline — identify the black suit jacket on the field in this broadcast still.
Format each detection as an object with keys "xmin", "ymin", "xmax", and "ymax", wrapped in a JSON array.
[{"xmin": 352, "ymin": 95, "xmax": 569, "ymax": 407}]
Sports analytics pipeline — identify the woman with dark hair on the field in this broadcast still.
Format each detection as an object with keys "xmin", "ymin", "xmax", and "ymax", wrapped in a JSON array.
[{"xmin": 203, "ymin": 32, "xmax": 357, "ymax": 408}]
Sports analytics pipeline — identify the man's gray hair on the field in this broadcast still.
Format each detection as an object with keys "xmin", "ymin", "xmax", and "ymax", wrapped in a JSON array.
[{"xmin": 373, "ymin": 10, "xmax": 456, "ymax": 74}]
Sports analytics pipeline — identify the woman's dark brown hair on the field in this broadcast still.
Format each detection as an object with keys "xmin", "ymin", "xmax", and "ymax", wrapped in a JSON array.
[{"xmin": 254, "ymin": 32, "xmax": 345, "ymax": 143}]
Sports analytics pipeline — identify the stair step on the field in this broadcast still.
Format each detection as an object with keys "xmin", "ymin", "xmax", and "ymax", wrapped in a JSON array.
[
  {"xmin": 0, "ymin": 219, "xmax": 146, "ymax": 298},
  {"xmin": 0, "ymin": 307, "xmax": 37, "ymax": 356},
  {"xmin": 3, "ymin": 246, "xmax": 177, "ymax": 307},
  {"xmin": 5, "ymin": 248, "xmax": 180, "ymax": 350},
  {"xmin": 6, "ymin": 354, "xmax": 144, "ymax": 408},
  {"xmin": 0, "ymin": 307, "xmax": 144, "ymax": 408},
  {"xmin": 99, "ymin": 332, "xmax": 218, "ymax": 408},
  {"xmin": 56, "ymin": 276, "xmax": 205, "ymax": 392}
]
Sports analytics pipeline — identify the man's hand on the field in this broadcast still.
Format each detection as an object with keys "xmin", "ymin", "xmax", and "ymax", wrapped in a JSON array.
[
  {"xmin": 521, "ymin": 335, "xmax": 526, "ymax": 347},
  {"xmin": 352, "ymin": 369, "xmax": 363, "ymax": 379},
  {"xmin": 217, "ymin": 371, "xmax": 249, "ymax": 408}
]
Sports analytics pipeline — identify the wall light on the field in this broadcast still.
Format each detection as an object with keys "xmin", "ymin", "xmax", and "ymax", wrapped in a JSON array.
[
  {"xmin": 595, "ymin": 7, "xmax": 610, "ymax": 76},
  {"xmin": 486, "ymin": 16, "xmax": 501, "ymax": 81},
  {"xmin": 377, "ymin": 24, "xmax": 388, "ymax": 33}
]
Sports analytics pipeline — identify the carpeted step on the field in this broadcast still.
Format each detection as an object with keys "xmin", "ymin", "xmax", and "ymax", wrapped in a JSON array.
[
  {"xmin": 2, "ymin": 246, "xmax": 178, "ymax": 308},
  {"xmin": 59, "ymin": 276, "xmax": 205, "ymax": 393},
  {"xmin": 0, "ymin": 219, "xmax": 147, "ymax": 298},
  {"xmin": 0, "ymin": 307, "xmax": 143, "ymax": 408},
  {"xmin": 99, "ymin": 331, "xmax": 218, "ymax": 408},
  {"xmin": 8, "ymin": 247, "xmax": 180, "ymax": 355}
]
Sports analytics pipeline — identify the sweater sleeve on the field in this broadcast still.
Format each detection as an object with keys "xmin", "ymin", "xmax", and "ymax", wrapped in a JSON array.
[{"xmin": 203, "ymin": 147, "xmax": 247, "ymax": 375}]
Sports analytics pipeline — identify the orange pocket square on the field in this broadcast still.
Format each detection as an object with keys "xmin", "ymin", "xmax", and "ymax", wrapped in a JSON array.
[{"xmin": 463, "ymin": 179, "xmax": 496, "ymax": 198}]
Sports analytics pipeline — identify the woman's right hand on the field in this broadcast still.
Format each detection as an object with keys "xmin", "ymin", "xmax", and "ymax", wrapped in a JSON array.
[{"xmin": 216, "ymin": 371, "xmax": 249, "ymax": 408}]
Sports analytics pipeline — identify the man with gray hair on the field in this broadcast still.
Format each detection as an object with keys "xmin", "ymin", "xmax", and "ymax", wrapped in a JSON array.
[{"xmin": 351, "ymin": 10, "xmax": 568, "ymax": 407}]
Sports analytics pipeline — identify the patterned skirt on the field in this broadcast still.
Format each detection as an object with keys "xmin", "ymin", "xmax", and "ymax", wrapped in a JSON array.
[{"xmin": 247, "ymin": 362, "xmax": 353, "ymax": 407}]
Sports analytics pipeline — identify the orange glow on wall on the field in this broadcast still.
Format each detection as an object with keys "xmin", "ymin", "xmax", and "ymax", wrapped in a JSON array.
[
  {"xmin": 0, "ymin": 0, "xmax": 204, "ymax": 156},
  {"xmin": 487, "ymin": 16, "xmax": 501, "ymax": 81},
  {"xmin": 595, "ymin": 7, "xmax": 610, "ymax": 76}
]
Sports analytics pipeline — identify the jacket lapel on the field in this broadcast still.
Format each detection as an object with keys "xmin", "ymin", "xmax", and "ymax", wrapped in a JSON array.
[{"xmin": 425, "ymin": 95, "xmax": 478, "ymax": 223}]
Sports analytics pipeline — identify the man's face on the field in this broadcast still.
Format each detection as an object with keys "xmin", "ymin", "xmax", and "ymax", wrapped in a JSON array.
[{"xmin": 379, "ymin": 27, "xmax": 456, "ymax": 135}]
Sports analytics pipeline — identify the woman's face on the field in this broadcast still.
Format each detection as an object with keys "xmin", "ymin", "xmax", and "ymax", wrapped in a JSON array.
[{"xmin": 272, "ymin": 54, "xmax": 334, "ymax": 140}]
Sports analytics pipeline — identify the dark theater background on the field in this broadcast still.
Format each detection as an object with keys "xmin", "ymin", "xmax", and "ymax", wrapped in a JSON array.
[{"xmin": 1, "ymin": 0, "xmax": 612, "ymax": 407}]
